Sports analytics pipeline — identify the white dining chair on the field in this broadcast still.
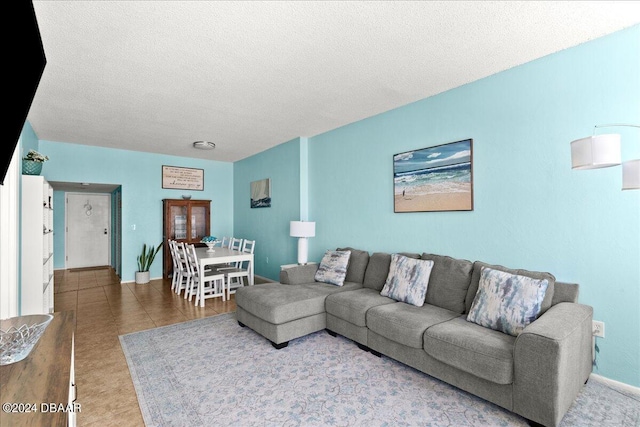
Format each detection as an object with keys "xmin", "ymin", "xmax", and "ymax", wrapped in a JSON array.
[
  {"xmin": 183, "ymin": 243, "xmax": 226, "ymax": 306},
  {"xmin": 213, "ymin": 237, "xmax": 244, "ymax": 270},
  {"xmin": 183, "ymin": 243, "xmax": 200, "ymax": 301},
  {"xmin": 173, "ymin": 242, "xmax": 191, "ymax": 296},
  {"xmin": 220, "ymin": 237, "xmax": 230, "ymax": 248},
  {"xmin": 229, "ymin": 237, "xmax": 243, "ymax": 252},
  {"xmin": 168, "ymin": 240, "xmax": 180, "ymax": 290},
  {"xmin": 222, "ymin": 239, "xmax": 255, "ymax": 299}
]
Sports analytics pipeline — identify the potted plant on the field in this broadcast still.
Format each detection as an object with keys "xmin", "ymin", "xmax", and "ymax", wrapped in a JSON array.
[
  {"xmin": 135, "ymin": 243, "xmax": 162, "ymax": 284},
  {"xmin": 22, "ymin": 149, "xmax": 49, "ymax": 176}
]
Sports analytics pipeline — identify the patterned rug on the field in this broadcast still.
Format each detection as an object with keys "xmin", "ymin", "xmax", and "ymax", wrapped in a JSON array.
[{"xmin": 120, "ymin": 313, "xmax": 639, "ymax": 427}]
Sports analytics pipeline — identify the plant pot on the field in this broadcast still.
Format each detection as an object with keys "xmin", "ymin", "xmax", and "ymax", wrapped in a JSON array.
[
  {"xmin": 22, "ymin": 160, "xmax": 43, "ymax": 175},
  {"xmin": 135, "ymin": 271, "xmax": 150, "ymax": 284}
]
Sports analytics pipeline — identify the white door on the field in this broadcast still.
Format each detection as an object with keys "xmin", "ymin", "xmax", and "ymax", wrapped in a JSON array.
[{"xmin": 66, "ymin": 193, "xmax": 111, "ymax": 268}]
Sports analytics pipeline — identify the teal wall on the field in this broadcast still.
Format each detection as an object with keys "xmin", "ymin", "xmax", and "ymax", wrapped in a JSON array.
[
  {"xmin": 236, "ymin": 26, "xmax": 640, "ymax": 387},
  {"xmin": 20, "ymin": 122, "xmax": 39, "ymax": 157},
  {"xmin": 233, "ymin": 138, "xmax": 302, "ymax": 280},
  {"xmin": 37, "ymin": 140, "xmax": 234, "ymax": 282},
  {"xmin": 52, "ymin": 190, "xmax": 65, "ymax": 268}
]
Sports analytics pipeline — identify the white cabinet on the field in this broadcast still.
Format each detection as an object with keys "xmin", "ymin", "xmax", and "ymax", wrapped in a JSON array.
[
  {"xmin": 68, "ymin": 334, "xmax": 76, "ymax": 427},
  {"xmin": 21, "ymin": 175, "xmax": 54, "ymax": 315}
]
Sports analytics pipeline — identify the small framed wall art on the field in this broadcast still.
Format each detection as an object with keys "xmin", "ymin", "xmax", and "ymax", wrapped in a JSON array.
[
  {"xmin": 394, "ymin": 139, "xmax": 473, "ymax": 212},
  {"xmin": 250, "ymin": 178, "xmax": 271, "ymax": 208}
]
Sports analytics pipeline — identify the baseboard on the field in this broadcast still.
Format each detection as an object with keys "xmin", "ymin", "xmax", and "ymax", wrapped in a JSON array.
[
  {"xmin": 255, "ymin": 274, "xmax": 277, "ymax": 283},
  {"xmin": 121, "ymin": 276, "xmax": 163, "ymax": 284},
  {"xmin": 590, "ymin": 373, "xmax": 640, "ymax": 395},
  {"xmin": 120, "ymin": 275, "xmax": 274, "ymax": 285}
]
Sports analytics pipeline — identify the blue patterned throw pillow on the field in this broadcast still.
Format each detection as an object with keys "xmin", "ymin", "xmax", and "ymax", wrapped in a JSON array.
[
  {"xmin": 314, "ymin": 250, "xmax": 351, "ymax": 286},
  {"xmin": 380, "ymin": 254, "xmax": 434, "ymax": 307},
  {"xmin": 466, "ymin": 267, "xmax": 549, "ymax": 336}
]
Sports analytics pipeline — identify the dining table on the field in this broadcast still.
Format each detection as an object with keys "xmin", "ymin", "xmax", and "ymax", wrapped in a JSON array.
[{"xmin": 195, "ymin": 246, "xmax": 254, "ymax": 305}]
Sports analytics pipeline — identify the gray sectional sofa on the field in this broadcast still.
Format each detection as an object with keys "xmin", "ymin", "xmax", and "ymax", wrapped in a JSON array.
[{"xmin": 235, "ymin": 248, "xmax": 593, "ymax": 427}]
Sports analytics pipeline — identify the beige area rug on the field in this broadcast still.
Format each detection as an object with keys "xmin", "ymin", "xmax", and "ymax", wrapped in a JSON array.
[{"xmin": 119, "ymin": 313, "xmax": 640, "ymax": 427}]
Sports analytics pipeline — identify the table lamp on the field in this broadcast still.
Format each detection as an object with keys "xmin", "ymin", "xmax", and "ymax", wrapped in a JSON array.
[{"xmin": 290, "ymin": 221, "xmax": 316, "ymax": 264}]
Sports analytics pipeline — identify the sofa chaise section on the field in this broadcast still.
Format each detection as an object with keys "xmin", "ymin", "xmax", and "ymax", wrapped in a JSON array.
[{"xmin": 235, "ymin": 248, "xmax": 370, "ymax": 348}]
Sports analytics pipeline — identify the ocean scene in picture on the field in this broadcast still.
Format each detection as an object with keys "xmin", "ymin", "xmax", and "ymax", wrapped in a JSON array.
[
  {"xmin": 250, "ymin": 178, "xmax": 271, "ymax": 208},
  {"xmin": 394, "ymin": 139, "xmax": 473, "ymax": 212}
]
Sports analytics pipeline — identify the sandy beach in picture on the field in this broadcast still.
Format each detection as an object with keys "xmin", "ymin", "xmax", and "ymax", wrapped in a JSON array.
[
  {"xmin": 395, "ymin": 183, "xmax": 472, "ymax": 212},
  {"xmin": 393, "ymin": 139, "xmax": 473, "ymax": 212}
]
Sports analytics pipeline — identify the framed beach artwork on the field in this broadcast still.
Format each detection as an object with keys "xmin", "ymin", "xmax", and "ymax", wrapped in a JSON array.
[
  {"xmin": 250, "ymin": 178, "xmax": 271, "ymax": 208},
  {"xmin": 394, "ymin": 139, "xmax": 473, "ymax": 212}
]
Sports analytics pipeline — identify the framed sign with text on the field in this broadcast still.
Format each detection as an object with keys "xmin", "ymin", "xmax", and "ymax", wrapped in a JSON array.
[{"xmin": 162, "ymin": 165, "xmax": 204, "ymax": 190}]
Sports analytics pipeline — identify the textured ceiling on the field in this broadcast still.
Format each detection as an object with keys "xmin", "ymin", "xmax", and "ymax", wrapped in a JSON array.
[{"xmin": 29, "ymin": 1, "xmax": 640, "ymax": 163}]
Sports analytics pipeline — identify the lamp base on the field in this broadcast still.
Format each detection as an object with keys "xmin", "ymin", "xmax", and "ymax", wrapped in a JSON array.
[{"xmin": 297, "ymin": 237, "xmax": 309, "ymax": 265}]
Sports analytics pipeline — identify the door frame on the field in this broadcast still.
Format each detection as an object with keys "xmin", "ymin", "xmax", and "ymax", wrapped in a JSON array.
[{"xmin": 65, "ymin": 192, "xmax": 112, "ymax": 269}]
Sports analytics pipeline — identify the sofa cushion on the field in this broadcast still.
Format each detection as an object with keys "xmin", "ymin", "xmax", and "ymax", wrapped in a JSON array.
[
  {"xmin": 465, "ymin": 261, "xmax": 555, "ymax": 315},
  {"xmin": 424, "ymin": 316, "xmax": 516, "ymax": 385},
  {"xmin": 326, "ymin": 288, "xmax": 396, "ymax": 327},
  {"xmin": 337, "ymin": 247, "xmax": 370, "ymax": 284},
  {"xmin": 363, "ymin": 252, "xmax": 391, "ymax": 291},
  {"xmin": 399, "ymin": 252, "xmax": 421, "ymax": 259},
  {"xmin": 466, "ymin": 267, "xmax": 549, "ymax": 336},
  {"xmin": 300, "ymin": 281, "xmax": 363, "ymax": 295},
  {"xmin": 235, "ymin": 283, "xmax": 328, "ymax": 325},
  {"xmin": 279, "ymin": 263, "xmax": 319, "ymax": 285},
  {"xmin": 380, "ymin": 254, "xmax": 434, "ymax": 307},
  {"xmin": 314, "ymin": 250, "xmax": 351, "ymax": 286},
  {"xmin": 366, "ymin": 303, "xmax": 459, "ymax": 349},
  {"xmin": 421, "ymin": 253, "xmax": 473, "ymax": 314}
]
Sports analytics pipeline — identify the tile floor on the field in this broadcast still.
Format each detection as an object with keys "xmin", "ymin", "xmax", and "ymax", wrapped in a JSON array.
[{"xmin": 53, "ymin": 267, "xmax": 242, "ymax": 426}]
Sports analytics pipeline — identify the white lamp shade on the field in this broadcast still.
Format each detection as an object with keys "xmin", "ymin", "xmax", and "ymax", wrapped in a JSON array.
[
  {"xmin": 571, "ymin": 134, "xmax": 621, "ymax": 170},
  {"xmin": 290, "ymin": 221, "xmax": 315, "ymax": 238},
  {"xmin": 622, "ymin": 159, "xmax": 640, "ymax": 190}
]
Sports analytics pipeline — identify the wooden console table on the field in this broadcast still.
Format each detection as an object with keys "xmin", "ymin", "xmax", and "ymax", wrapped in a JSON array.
[{"xmin": 0, "ymin": 311, "xmax": 76, "ymax": 427}]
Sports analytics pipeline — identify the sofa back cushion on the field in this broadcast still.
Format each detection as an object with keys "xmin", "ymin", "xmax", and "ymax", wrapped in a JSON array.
[
  {"xmin": 421, "ymin": 253, "xmax": 473, "ymax": 314},
  {"xmin": 362, "ymin": 252, "xmax": 422, "ymax": 291},
  {"xmin": 552, "ymin": 281, "xmax": 579, "ymax": 304},
  {"xmin": 337, "ymin": 247, "xmax": 370, "ymax": 284},
  {"xmin": 464, "ymin": 261, "xmax": 555, "ymax": 315},
  {"xmin": 399, "ymin": 252, "xmax": 421, "ymax": 259},
  {"xmin": 363, "ymin": 252, "xmax": 391, "ymax": 291}
]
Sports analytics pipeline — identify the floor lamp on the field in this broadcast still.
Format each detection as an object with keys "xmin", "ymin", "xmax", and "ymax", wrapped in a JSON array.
[{"xmin": 290, "ymin": 221, "xmax": 316, "ymax": 265}]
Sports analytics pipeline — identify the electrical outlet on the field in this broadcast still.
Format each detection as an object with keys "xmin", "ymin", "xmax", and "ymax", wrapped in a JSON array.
[
  {"xmin": 592, "ymin": 320, "xmax": 605, "ymax": 338},
  {"xmin": 266, "ymin": 257, "xmax": 269, "ymax": 264}
]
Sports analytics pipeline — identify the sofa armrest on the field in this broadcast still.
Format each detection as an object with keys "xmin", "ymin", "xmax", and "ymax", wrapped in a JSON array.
[
  {"xmin": 279, "ymin": 264, "xmax": 319, "ymax": 285},
  {"xmin": 513, "ymin": 302, "xmax": 593, "ymax": 427}
]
